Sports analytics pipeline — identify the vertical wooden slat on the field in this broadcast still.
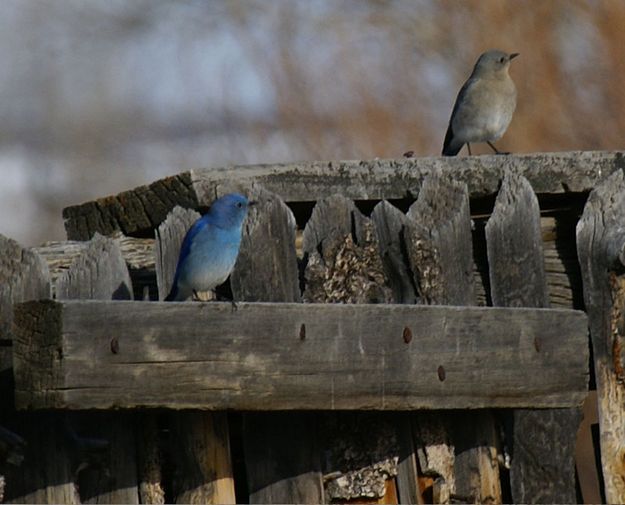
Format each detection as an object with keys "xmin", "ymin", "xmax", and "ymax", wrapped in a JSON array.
[
  {"xmin": 576, "ymin": 169, "xmax": 625, "ymax": 504},
  {"xmin": 371, "ymin": 201, "xmax": 417, "ymax": 305},
  {"xmin": 371, "ymin": 202, "xmax": 421, "ymax": 504},
  {"xmin": 486, "ymin": 171, "xmax": 581, "ymax": 503},
  {"xmin": 155, "ymin": 205, "xmax": 235, "ymax": 504},
  {"xmin": 232, "ymin": 186, "xmax": 324, "ymax": 504},
  {"xmin": 405, "ymin": 171, "xmax": 501, "ymax": 504},
  {"xmin": 302, "ymin": 195, "xmax": 404, "ymax": 504},
  {"xmin": 136, "ymin": 412, "xmax": 166, "ymax": 505},
  {"xmin": 0, "ymin": 234, "xmax": 78, "ymax": 504},
  {"xmin": 55, "ymin": 233, "xmax": 140, "ymax": 504}
]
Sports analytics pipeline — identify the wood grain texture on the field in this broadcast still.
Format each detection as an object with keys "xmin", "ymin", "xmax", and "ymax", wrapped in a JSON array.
[
  {"xmin": 135, "ymin": 412, "xmax": 165, "ymax": 504},
  {"xmin": 154, "ymin": 206, "xmax": 201, "ymax": 301},
  {"xmin": 56, "ymin": 233, "xmax": 133, "ymax": 301},
  {"xmin": 576, "ymin": 169, "xmax": 625, "ymax": 504},
  {"xmin": 35, "ymin": 233, "xmax": 156, "ymax": 300},
  {"xmin": 405, "ymin": 170, "xmax": 475, "ymax": 305},
  {"xmin": 56, "ymin": 233, "xmax": 139, "ymax": 505},
  {"xmin": 302, "ymin": 195, "xmax": 391, "ymax": 304},
  {"xmin": 62, "ymin": 151, "xmax": 625, "ymax": 240},
  {"xmin": 486, "ymin": 172, "xmax": 549, "ymax": 308},
  {"xmin": 302, "ymin": 197, "xmax": 399, "ymax": 503},
  {"xmin": 168, "ymin": 411, "xmax": 234, "ymax": 504},
  {"xmin": 0, "ymin": 234, "xmax": 50, "ymax": 341},
  {"xmin": 405, "ymin": 171, "xmax": 499, "ymax": 503},
  {"xmin": 12, "ymin": 300, "xmax": 588, "ymax": 411},
  {"xmin": 486, "ymin": 171, "xmax": 581, "ymax": 503},
  {"xmin": 0, "ymin": 235, "xmax": 74, "ymax": 504},
  {"xmin": 232, "ymin": 187, "xmax": 323, "ymax": 504},
  {"xmin": 155, "ymin": 205, "xmax": 235, "ymax": 504},
  {"xmin": 243, "ymin": 413, "xmax": 323, "ymax": 504},
  {"xmin": 371, "ymin": 201, "xmax": 417, "ymax": 305},
  {"xmin": 230, "ymin": 186, "xmax": 300, "ymax": 303}
]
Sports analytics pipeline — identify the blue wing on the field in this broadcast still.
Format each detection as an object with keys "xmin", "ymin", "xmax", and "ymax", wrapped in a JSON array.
[{"xmin": 166, "ymin": 216, "xmax": 209, "ymax": 300}]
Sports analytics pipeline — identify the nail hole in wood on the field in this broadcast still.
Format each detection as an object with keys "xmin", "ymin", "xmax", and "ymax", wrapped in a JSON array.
[
  {"xmin": 437, "ymin": 365, "xmax": 446, "ymax": 382},
  {"xmin": 110, "ymin": 337, "xmax": 119, "ymax": 354},
  {"xmin": 299, "ymin": 323, "xmax": 306, "ymax": 341},
  {"xmin": 403, "ymin": 326, "xmax": 412, "ymax": 343}
]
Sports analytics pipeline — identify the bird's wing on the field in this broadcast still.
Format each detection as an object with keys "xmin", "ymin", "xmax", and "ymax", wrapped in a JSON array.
[
  {"xmin": 442, "ymin": 77, "xmax": 476, "ymax": 156},
  {"xmin": 171, "ymin": 217, "xmax": 210, "ymax": 282}
]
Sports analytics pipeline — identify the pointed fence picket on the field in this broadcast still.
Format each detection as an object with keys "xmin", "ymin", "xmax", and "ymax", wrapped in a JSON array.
[{"xmin": 4, "ymin": 153, "xmax": 622, "ymax": 504}]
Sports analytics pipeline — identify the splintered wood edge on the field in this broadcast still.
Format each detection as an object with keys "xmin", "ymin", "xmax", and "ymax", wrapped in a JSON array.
[
  {"xmin": 62, "ymin": 151, "xmax": 625, "ymax": 240},
  {"xmin": 12, "ymin": 300, "xmax": 590, "ymax": 411}
]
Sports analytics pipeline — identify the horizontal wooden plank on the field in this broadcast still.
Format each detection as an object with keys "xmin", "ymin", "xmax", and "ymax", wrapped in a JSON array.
[
  {"xmin": 62, "ymin": 151, "xmax": 623, "ymax": 239},
  {"xmin": 13, "ymin": 300, "xmax": 589, "ymax": 410}
]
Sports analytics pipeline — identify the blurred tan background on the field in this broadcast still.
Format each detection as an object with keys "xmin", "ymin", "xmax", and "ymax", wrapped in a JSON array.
[{"xmin": 2, "ymin": 0, "xmax": 624, "ymax": 246}]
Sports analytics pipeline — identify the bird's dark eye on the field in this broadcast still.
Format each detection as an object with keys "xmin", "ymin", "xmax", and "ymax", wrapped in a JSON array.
[
  {"xmin": 237, "ymin": 202, "xmax": 243, "ymax": 208},
  {"xmin": 499, "ymin": 56, "xmax": 505, "ymax": 63}
]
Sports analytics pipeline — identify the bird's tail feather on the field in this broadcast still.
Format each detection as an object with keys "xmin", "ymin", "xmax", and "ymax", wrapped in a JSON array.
[{"xmin": 164, "ymin": 285, "xmax": 177, "ymax": 301}]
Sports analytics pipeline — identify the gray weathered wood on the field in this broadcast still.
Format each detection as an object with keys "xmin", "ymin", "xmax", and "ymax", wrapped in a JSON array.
[
  {"xmin": 56, "ymin": 233, "xmax": 139, "ymax": 504},
  {"xmin": 62, "ymin": 151, "xmax": 625, "ymax": 240},
  {"xmin": 319, "ymin": 412, "xmax": 401, "ymax": 502},
  {"xmin": 12, "ymin": 300, "xmax": 589, "ymax": 411},
  {"xmin": 232, "ymin": 188, "xmax": 323, "ymax": 504},
  {"xmin": 371, "ymin": 201, "xmax": 417, "ymax": 304},
  {"xmin": 405, "ymin": 171, "xmax": 500, "ymax": 503},
  {"xmin": 486, "ymin": 173, "xmax": 549, "ymax": 308},
  {"xmin": 0, "ymin": 234, "xmax": 50, "ymax": 341},
  {"xmin": 56, "ymin": 233, "xmax": 133, "ymax": 301},
  {"xmin": 230, "ymin": 185, "xmax": 300, "ymax": 302},
  {"xmin": 35, "ymin": 212, "xmax": 584, "ymax": 307},
  {"xmin": 0, "ymin": 235, "xmax": 76, "ymax": 504},
  {"xmin": 395, "ymin": 414, "xmax": 423, "ymax": 505},
  {"xmin": 302, "ymin": 196, "xmax": 400, "ymax": 503},
  {"xmin": 405, "ymin": 171, "xmax": 475, "ymax": 305},
  {"xmin": 486, "ymin": 171, "xmax": 581, "ymax": 503},
  {"xmin": 35, "ymin": 233, "xmax": 155, "ymax": 300},
  {"xmin": 155, "ymin": 206, "xmax": 201, "ymax": 301},
  {"xmin": 154, "ymin": 205, "xmax": 235, "ymax": 504},
  {"xmin": 576, "ymin": 169, "xmax": 625, "ymax": 503},
  {"xmin": 303, "ymin": 195, "xmax": 391, "ymax": 304}
]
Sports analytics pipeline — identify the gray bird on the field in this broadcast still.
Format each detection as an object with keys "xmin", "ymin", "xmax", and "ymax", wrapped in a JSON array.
[{"xmin": 442, "ymin": 50, "xmax": 518, "ymax": 156}]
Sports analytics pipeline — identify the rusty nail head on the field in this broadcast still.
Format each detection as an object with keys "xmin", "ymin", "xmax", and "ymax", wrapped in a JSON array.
[
  {"xmin": 534, "ymin": 337, "xmax": 541, "ymax": 352},
  {"xmin": 299, "ymin": 323, "xmax": 306, "ymax": 341},
  {"xmin": 403, "ymin": 326, "xmax": 412, "ymax": 343},
  {"xmin": 110, "ymin": 337, "xmax": 119, "ymax": 354},
  {"xmin": 437, "ymin": 365, "xmax": 446, "ymax": 382}
]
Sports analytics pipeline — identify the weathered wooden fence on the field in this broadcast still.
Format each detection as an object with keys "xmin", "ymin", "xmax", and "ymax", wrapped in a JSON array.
[{"xmin": 2, "ymin": 151, "xmax": 624, "ymax": 503}]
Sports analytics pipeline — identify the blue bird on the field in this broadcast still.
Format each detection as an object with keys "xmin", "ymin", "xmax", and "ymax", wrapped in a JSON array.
[{"xmin": 165, "ymin": 193, "xmax": 251, "ymax": 301}]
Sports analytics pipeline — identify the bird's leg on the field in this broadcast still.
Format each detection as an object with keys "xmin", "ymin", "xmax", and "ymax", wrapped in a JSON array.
[
  {"xmin": 467, "ymin": 143, "xmax": 472, "ymax": 155},
  {"xmin": 487, "ymin": 141, "xmax": 510, "ymax": 155}
]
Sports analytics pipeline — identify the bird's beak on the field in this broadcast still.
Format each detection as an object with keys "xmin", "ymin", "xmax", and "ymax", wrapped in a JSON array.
[
  {"xmin": 509, "ymin": 53, "xmax": 520, "ymax": 60},
  {"xmin": 248, "ymin": 200, "xmax": 258, "ymax": 207}
]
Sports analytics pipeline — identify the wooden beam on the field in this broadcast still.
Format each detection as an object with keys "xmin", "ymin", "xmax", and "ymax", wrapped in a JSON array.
[
  {"xmin": 155, "ymin": 206, "xmax": 235, "ymax": 504},
  {"xmin": 485, "ymin": 171, "xmax": 581, "ymax": 503},
  {"xmin": 233, "ymin": 187, "xmax": 322, "ymax": 505},
  {"xmin": 406, "ymin": 171, "xmax": 499, "ymax": 504},
  {"xmin": 13, "ymin": 300, "xmax": 588, "ymax": 411},
  {"xmin": 62, "ymin": 151, "xmax": 623, "ymax": 240},
  {"xmin": 576, "ymin": 169, "xmax": 625, "ymax": 503}
]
